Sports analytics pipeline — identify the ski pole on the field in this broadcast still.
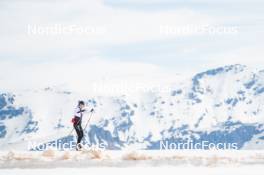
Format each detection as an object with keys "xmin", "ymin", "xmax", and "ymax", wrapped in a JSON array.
[
  {"xmin": 67, "ymin": 111, "xmax": 94, "ymax": 137},
  {"xmin": 67, "ymin": 114, "xmax": 85, "ymax": 137},
  {"xmin": 83, "ymin": 111, "xmax": 94, "ymax": 131}
]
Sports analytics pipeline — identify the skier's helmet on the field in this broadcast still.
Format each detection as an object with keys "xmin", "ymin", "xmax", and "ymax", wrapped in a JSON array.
[{"xmin": 78, "ymin": 101, "xmax": 85, "ymax": 106}]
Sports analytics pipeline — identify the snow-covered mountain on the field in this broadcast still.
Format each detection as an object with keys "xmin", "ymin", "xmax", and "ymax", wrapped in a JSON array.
[{"xmin": 1, "ymin": 64, "xmax": 264, "ymax": 150}]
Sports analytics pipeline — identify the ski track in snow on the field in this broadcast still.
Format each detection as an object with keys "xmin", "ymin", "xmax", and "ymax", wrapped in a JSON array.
[
  {"xmin": 1, "ymin": 167, "xmax": 264, "ymax": 175},
  {"xmin": 0, "ymin": 150, "xmax": 264, "ymax": 169}
]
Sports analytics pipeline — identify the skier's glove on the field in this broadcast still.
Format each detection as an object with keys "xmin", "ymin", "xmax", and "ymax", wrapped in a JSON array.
[{"xmin": 90, "ymin": 108, "xmax": 94, "ymax": 113}]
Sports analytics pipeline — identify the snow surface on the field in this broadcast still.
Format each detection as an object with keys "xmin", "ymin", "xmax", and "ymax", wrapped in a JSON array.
[
  {"xmin": 1, "ymin": 167, "xmax": 264, "ymax": 175},
  {"xmin": 0, "ymin": 150, "xmax": 264, "ymax": 175},
  {"xmin": 0, "ymin": 150, "xmax": 264, "ymax": 168}
]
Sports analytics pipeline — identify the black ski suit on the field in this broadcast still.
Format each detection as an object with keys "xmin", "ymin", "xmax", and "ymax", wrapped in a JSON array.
[{"xmin": 73, "ymin": 108, "xmax": 85, "ymax": 145}]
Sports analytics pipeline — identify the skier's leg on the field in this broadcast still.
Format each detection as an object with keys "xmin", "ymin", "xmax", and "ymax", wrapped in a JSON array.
[
  {"xmin": 79, "ymin": 125, "xmax": 84, "ymax": 142},
  {"xmin": 74, "ymin": 124, "xmax": 81, "ymax": 144},
  {"xmin": 74, "ymin": 124, "xmax": 84, "ymax": 150}
]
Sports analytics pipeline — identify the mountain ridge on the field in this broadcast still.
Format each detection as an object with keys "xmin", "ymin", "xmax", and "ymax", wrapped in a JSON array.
[{"xmin": 0, "ymin": 64, "xmax": 264, "ymax": 150}]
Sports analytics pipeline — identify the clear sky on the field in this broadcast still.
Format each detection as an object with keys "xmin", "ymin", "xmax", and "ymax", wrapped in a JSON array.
[{"xmin": 0, "ymin": 0, "xmax": 264, "ymax": 74}]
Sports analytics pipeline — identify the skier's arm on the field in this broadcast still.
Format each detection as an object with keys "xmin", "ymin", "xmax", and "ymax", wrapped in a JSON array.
[
  {"xmin": 77, "ymin": 109, "xmax": 86, "ymax": 113},
  {"xmin": 83, "ymin": 107, "xmax": 94, "ymax": 113}
]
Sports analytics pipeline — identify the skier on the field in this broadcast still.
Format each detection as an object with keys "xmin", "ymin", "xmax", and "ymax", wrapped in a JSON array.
[{"xmin": 72, "ymin": 100, "xmax": 94, "ymax": 150}]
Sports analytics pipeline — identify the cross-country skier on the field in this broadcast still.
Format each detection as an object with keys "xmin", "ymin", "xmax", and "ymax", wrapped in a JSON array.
[{"xmin": 72, "ymin": 100, "xmax": 94, "ymax": 150}]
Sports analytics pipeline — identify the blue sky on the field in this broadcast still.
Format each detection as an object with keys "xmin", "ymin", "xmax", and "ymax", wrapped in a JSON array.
[{"xmin": 0, "ymin": 0, "xmax": 264, "ymax": 73}]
